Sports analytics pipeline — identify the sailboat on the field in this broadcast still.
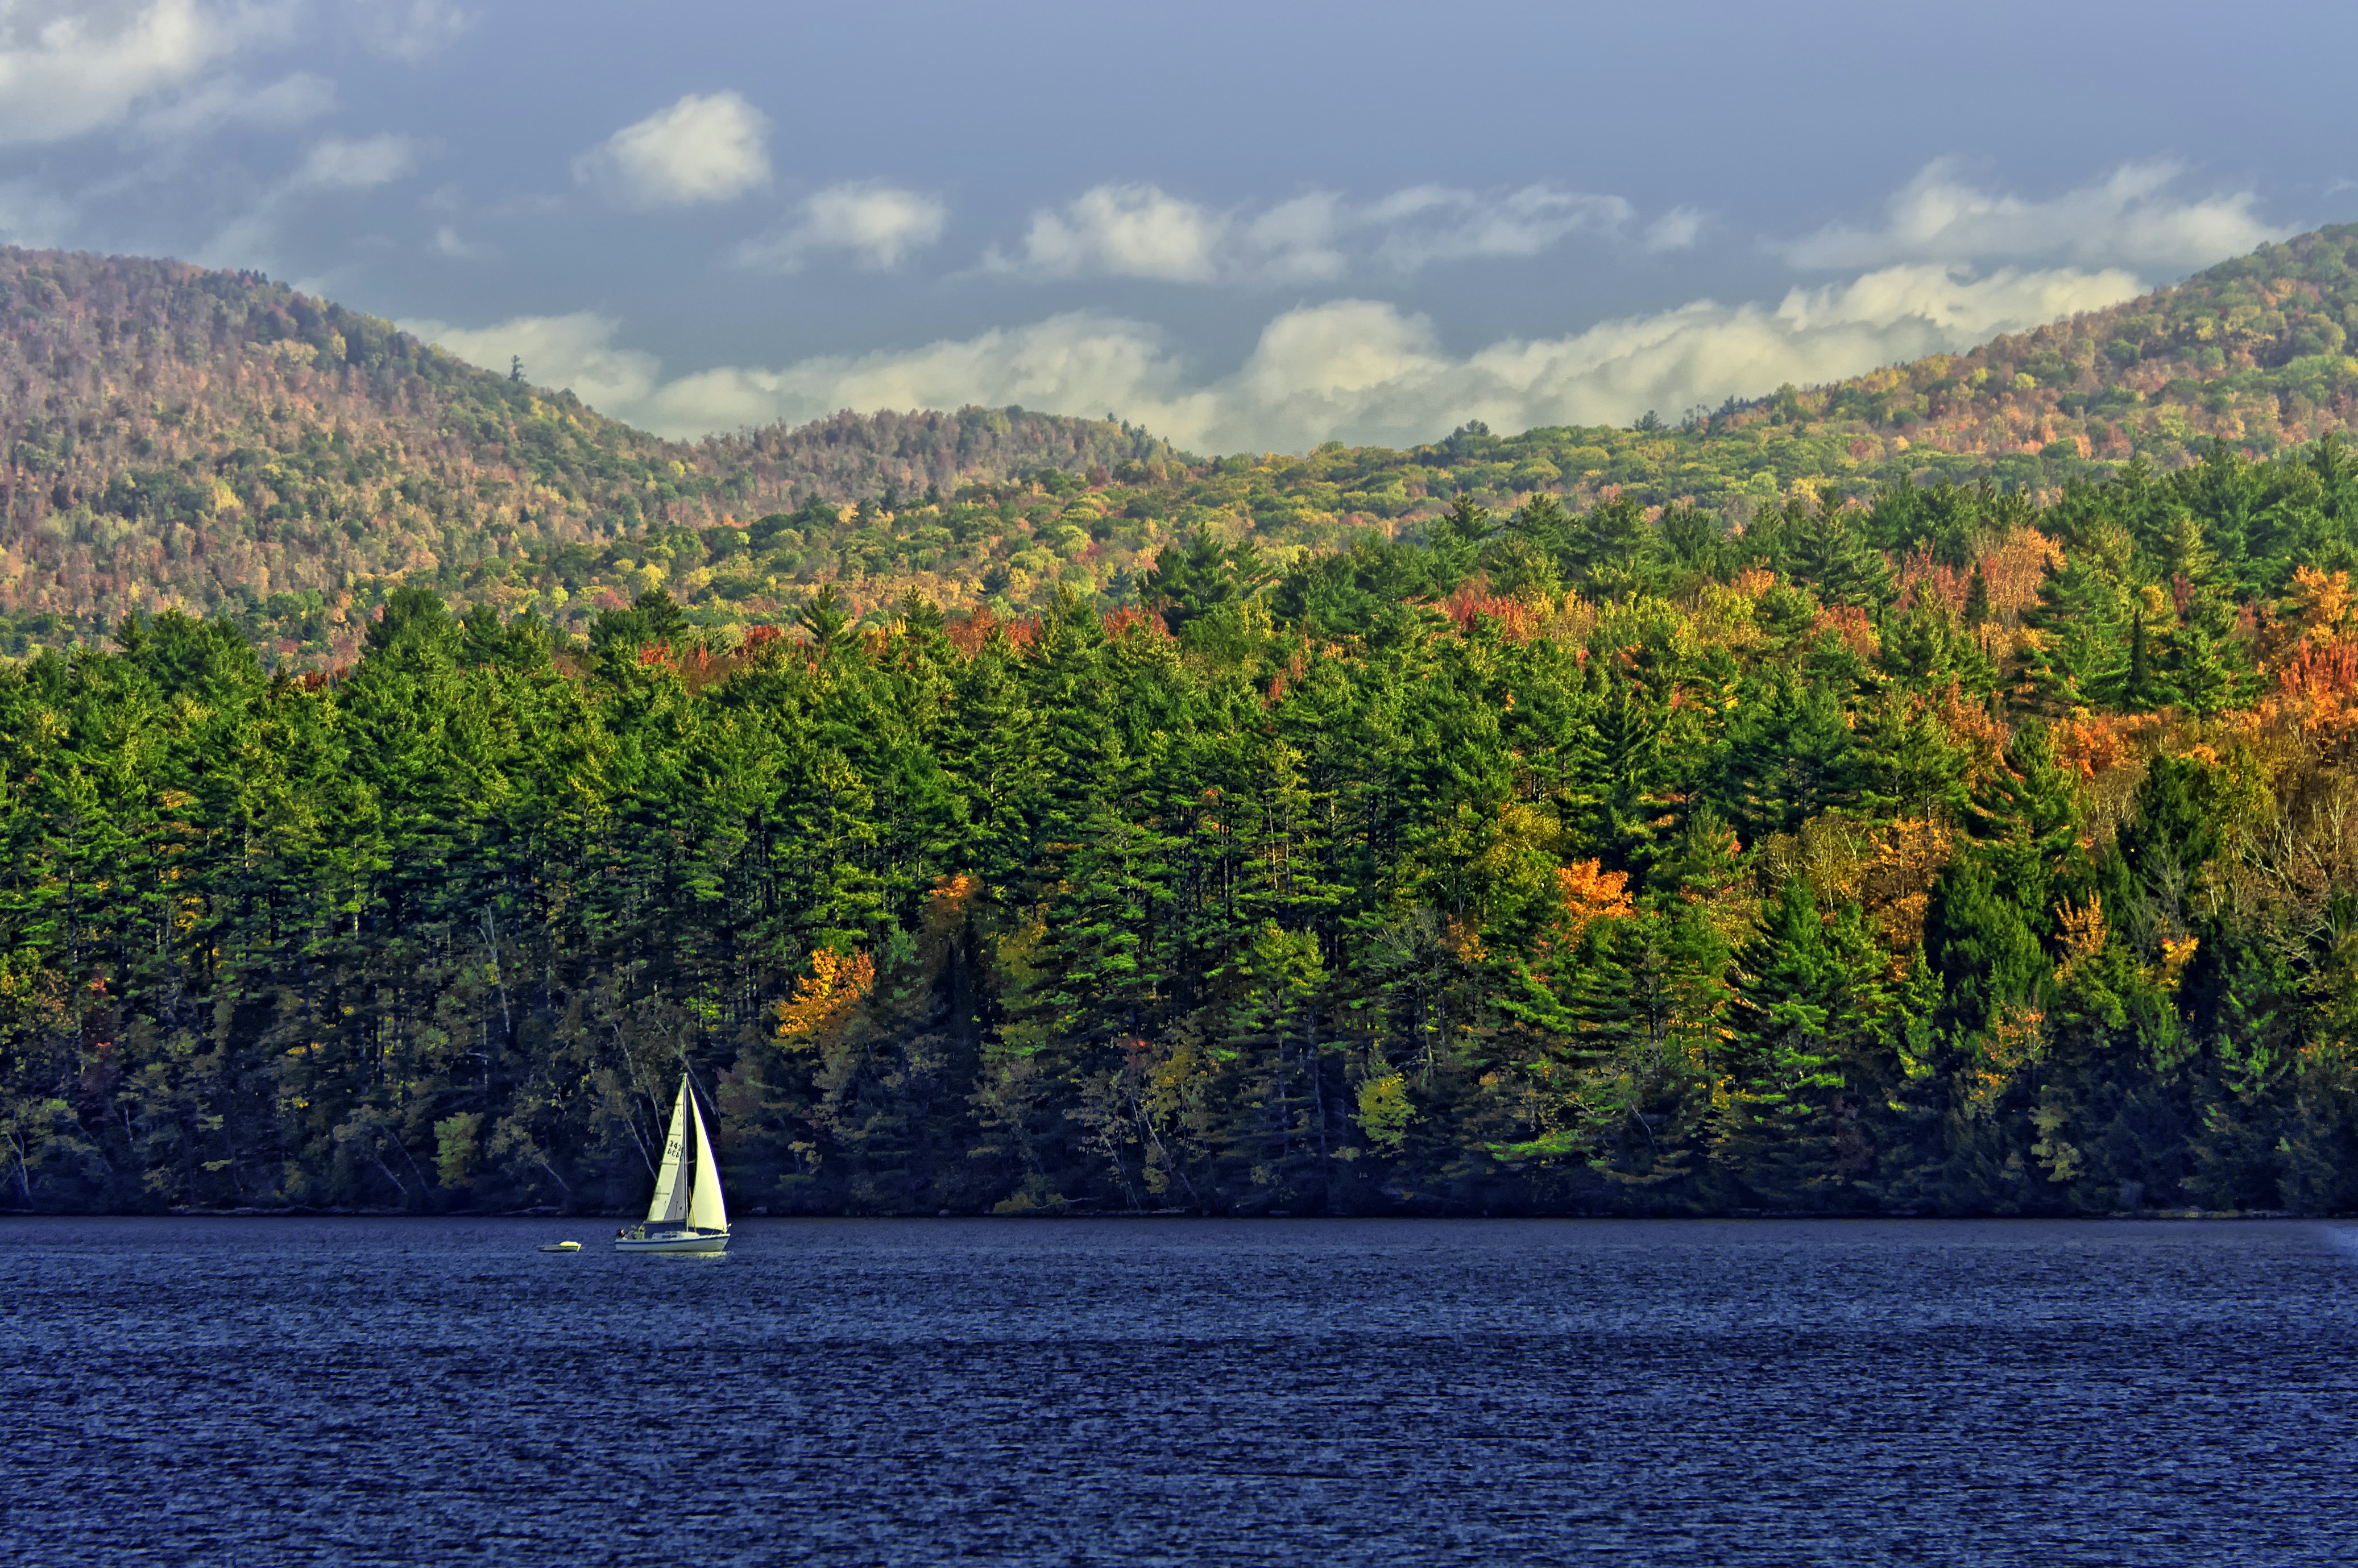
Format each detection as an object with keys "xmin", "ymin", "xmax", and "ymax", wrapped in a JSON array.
[{"xmin": 616, "ymin": 1076, "xmax": 730, "ymax": 1253}]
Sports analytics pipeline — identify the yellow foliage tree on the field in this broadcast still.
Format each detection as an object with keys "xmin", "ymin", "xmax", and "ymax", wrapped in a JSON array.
[
  {"xmin": 1554, "ymin": 858, "xmax": 1634, "ymax": 941},
  {"xmin": 775, "ymin": 948, "xmax": 875, "ymax": 1048}
]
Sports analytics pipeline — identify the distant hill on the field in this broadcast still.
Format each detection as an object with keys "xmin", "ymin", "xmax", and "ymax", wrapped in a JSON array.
[
  {"xmin": 2, "ymin": 225, "xmax": 2355, "ymax": 659},
  {"xmin": 0, "ymin": 247, "xmax": 1171, "ymax": 656}
]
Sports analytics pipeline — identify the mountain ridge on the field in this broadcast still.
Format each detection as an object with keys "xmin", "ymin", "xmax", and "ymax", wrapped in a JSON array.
[{"xmin": 2, "ymin": 225, "xmax": 2355, "ymax": 658}]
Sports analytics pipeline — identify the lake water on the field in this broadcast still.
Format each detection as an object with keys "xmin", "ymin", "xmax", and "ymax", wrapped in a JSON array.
[{"xmin": 3, "ymin": 1217, "xmax": 2353, "ymax": 1566}]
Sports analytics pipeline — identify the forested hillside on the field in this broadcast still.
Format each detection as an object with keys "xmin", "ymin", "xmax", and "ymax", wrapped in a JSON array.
[
  {"xmin": 2, "ymin": 226, "xmax": 2356, "ymax": 664},
  {"xmin": 0, "ymin": 245, "xmax": 1171, "ymax": 657},
  {"xmin": 5, "ymin": 432, "xmax": 2356, "ymax": 1216}
]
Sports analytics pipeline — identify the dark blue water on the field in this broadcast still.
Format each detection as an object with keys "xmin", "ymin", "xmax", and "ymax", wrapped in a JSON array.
[{"xmin": 4, "ymin": 1217, "xmax": 2353, "ymax": 1565}]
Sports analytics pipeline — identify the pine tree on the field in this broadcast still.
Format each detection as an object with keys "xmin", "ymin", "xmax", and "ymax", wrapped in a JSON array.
[
  {"xmin": 1410, "ymin": 493, "xmax": 1496, "ymax": 591},
  {"xmin": 1207, "ymin": 920, "xmax": 1330, "ymax": 1204},
  {"xmin": 1569, "ymin": 665, "xmax": 1684, "ymax": 875},
  {"xmin": 2124, "ymin": 608, "xmax": 2157, "ymax": 711},
  {"xmin": 1714, "ymin": 877, "xmax": 1892, "ymax": 1207},
  {"xmin": 1849, "ymin": 691, "xmax": 1970, "ymax": 821},
  {"xmin": 2018, "ymin": 550, "xmax": 2130, "ymax": 714},
  {"xmin": 1143, "ymin": 532, "xmax": 1238, "ymax": 631},
  {"xmin": 1964, "ymin": 719, "xmax": 2083, "ymax": 921},
  {"xmin": 1566, "ymin": 495, "xmax": 1651, "ymax": 591},
  {"xmin": 1787, "ymin": 492, "xmax": 1895, "ymax": 610},
  {"xmin": 795, "ymin": 583, "xmax": 853, "ymax": 654},
  {"xmin": 2102, "ymin": 752, "xmax": 2221, "ymax": 952},
  {"xmin": 1923, "ymin": 850, "xmax": 2047, "ymax": 1034},
  {"xmin": 1964, "ymin": 562, "xmax": 1993, "ymax": 626},
  {"xmin": 2158, "ymin": 594, "xmax": 2246, "ymax": 716},
  {"xmin": 1712, "ymin": 669, "xmax": 1863, "ymax": 842},
  {"xmin": 1509, "ymin": 492, "xmax": 1573, "ymax": 557}
]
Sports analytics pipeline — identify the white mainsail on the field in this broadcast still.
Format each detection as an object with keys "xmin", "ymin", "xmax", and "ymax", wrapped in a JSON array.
[
  {"xmin": 686, "ymin": 1092, "xmax": 728, "ymax": 1233},
  {"xmin": 618, "ymin": 1074, "xmax": 731, "ymax": 1253},
  {"xmin": 645, "ymin": 1078, "xmax": 691, "ymax": 1226}
]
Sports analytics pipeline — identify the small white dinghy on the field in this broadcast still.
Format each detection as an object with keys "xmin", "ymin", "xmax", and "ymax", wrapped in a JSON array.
[
  {"xmin": 616, "ymin": 1076, "xmax": 730, "ymax": 1254},
  {"xmin": 537, "ymin": 1241, "xmax": 581, "ymax": 1253}
]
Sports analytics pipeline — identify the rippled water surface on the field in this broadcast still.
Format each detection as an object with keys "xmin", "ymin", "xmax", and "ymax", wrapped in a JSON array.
[{"xmin": 5, "ymin": 1217, "xmax": 2355, "ymax": 1565}]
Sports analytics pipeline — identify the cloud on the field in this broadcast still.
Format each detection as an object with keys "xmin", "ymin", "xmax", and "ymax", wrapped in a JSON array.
[
  {"xmin": 1645, "ymin": 205, "xmax": 1706, "ymax": 253},
  {"xmin": 988, "ymin": 180, "xmax": 1665, "ymax": 284},
  {"xmin": 352, "ymin": 0, "xmax": 472, "ymax": 63},
  {"xmin": 734, "ymin": 181, "xmax": 947, "ymax": 272},
  {"xmin": 1366, "ymin": 184, "xmax": 1631, "ymax": 269},
  {"xmin": 991, "ymin": 182, "xmax": 1234, "ymax": 283},
  {"xmin": 574, "ymin": 91, "xmax": 769, "ymax": 208},
  {"xmin": 644, "ymin": 313, "xmax": 1197, "ymax": 442},
  {"xmin": 197, "ymin": 131, "xmax": 426, "ymax": 268},
  {"xmin": 405, "ymin": 312, "xmax": 662, "ymax": 413},
  {"xmin": 1781, "ymin": 159, "xmax": 2287, "ymax": 274},
  {"xmin": 289, "ymin": 132, "xmax": 421, "ymax": 190},
  {"xmin": 414, "ymin": 261, "xmax": 2147, "ymax": 453},
  {"xmin": 1237, "ymin": 193, "xmax": 1349, "ymax": 283},
  {"xmin": 136, "ymin": 68, "xmax": 332, "ymax": 136},
  {"xmin": 0, "ymin": 0, "xmax": 292, "ymax": 147}
]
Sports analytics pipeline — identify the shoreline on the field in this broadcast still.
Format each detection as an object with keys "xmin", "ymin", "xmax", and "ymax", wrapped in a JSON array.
[{"xmin": 0, "ymin": 1206, "xmax": 2332, "ymax": 1222}]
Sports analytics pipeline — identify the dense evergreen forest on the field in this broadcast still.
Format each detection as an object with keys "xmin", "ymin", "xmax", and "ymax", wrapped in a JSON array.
[
  {"xmin": 6, "ymin": 431, "xmax": 2357, "ymax": 1216},
  {"xmin": 3, "ymin": 225, "xmax": 2356, "ymax": 662}
]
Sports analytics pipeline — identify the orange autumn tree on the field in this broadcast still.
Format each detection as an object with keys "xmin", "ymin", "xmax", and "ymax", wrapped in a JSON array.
[
  {"xmin": 776, "ymin": 949, "xmax": 876, "ymax": 1048},
  {"xmin": 1555, "ymin": 859, "xmax": 1635, "ymax": 941}
]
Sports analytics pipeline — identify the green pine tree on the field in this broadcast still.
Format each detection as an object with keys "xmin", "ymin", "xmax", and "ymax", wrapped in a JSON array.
[{"xmin": 1713, "ymin": 877, "xmax": 1893, "ymax": 1208}]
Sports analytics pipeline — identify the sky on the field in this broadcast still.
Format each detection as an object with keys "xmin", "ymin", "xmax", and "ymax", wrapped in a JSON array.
[{"xmin": 3, "ymin": 0, "xmax": 2354, "ymax": 454}]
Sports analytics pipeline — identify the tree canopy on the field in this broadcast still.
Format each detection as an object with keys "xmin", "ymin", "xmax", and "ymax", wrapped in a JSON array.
[{"xmin": 6, "ymin": 435, "xmax": 2358, "ymax": 1216}]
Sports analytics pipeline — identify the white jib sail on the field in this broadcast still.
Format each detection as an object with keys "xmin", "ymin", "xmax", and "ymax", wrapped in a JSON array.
[
  {"xmin": 646, "ymin": 1078, "xmax": 691, "ymax": 1226},
  {"xmin": 686, "ymin": 1089, "xmax": 727, "ymax": 1233}
]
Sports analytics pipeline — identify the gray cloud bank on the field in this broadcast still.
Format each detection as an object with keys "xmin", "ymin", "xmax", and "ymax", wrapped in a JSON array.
[
  {"xmin": 412, "ymin": 160, "xmax": 2284, "ymax": 452},
  {"xmin": 413, "ymin": 260, "xmax": 2149, "ymax": 454}
]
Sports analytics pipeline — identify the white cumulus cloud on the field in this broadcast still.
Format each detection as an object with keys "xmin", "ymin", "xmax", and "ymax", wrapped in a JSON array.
[
  {"xmin": 734, "ymin": 181, "xmax": 947, "ymax": 272},
  {"xmin": 574, "ymin": 91, "xmax": 770, "ymax": 208},
  {"xmin": 413, "ymin": 261, "xmax": 2148, "ymax": 453},
  {"xmin": 0, "ymin": 0, "xmax": 293, "ymax": 147},
  {"xmin": 1781, "ymin": 158, "xmax": 2286, "ymax": 274},
  {"xmin": 992, "ymin": 182, "xmax": 1234, "ymax": 283}
]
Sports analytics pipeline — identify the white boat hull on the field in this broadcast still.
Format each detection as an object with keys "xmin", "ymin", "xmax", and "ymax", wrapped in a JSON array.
[{"xmin": 615, "ymin": 1229, "xmax": 729, "ymax": 1254}]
